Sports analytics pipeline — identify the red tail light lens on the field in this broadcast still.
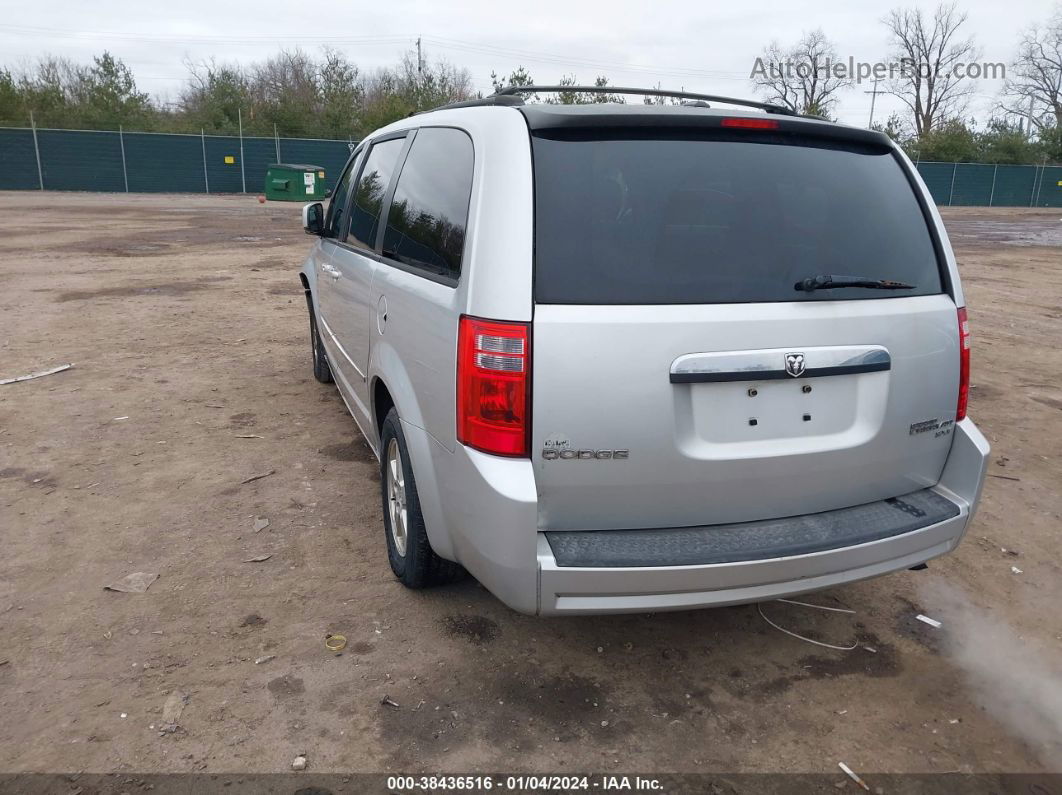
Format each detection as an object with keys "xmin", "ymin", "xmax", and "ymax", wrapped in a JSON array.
[
  {"xmin": 957, "ymin": 307, "xmax": 970, "ymax": 421},
  {"xmin": 457, "ymin": 316, "xmax": 530, "ymax": 457},
  {"xmin": 720, "ymin": 117, "xmax": 780, "ymax": 130}
]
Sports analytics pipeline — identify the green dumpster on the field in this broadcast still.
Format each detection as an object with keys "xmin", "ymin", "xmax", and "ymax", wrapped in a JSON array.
[{"xmin": 264, "ymin": 163, "xmax": 328, "ymax": 201}]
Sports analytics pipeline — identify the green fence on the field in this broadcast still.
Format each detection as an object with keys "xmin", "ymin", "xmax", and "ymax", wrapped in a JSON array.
[
  {"xmin": 0, "ymin": 126, "xmax": 355, "ymax": 195},
  {"xmin": 1, "ymin": 125, "xmax": 1060, "ymax": 206},
  {"xmin": 916, "ymin": 160, "xmax": 1062, "ymax": 207}
]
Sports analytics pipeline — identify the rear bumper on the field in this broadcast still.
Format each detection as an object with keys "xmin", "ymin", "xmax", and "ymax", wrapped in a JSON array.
[
  {"xmin": 537, "ymin": 500, "xmax": 962, "ymax": 615},
  {"xmin": 431, "ymin": 418, "xmax": 989, "ymax": 616}
]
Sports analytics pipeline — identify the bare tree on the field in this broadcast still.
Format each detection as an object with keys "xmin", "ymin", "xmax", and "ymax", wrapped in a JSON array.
[
  {"xmin": 883, "ymin": 2, "xmax": 980, "ymax": 136},
  {"xmin": 396, "ymin": 51, "xmax": 474, "ymax": 109},
  {"xmin": 356, "ymin": 49, "xmax": 473, "ymax": 133},
  {"xmin": 1003, "ymin": 7, "xmax": 1062, "ymax": 130},
  {"xmin": 642, "ymin": 82, "xmax": 682, "ymax": 106},
  {"xmin": 549, "ymin": 74, "xmax": 626, "ymax": 105},
  {"xmin": 750, "ymin": 29, "xmax": 851, "ymax": 117},
  {"xmin": 319, "ymin": 49, "xmax": 361, "ymax": 138},
  {"xmin": 250, "ymin": 50, "xmax": 319, "ymax": 110},
  {"xmin": 490, "ymin": 65, "xmax": 533, "ymax": 94}
]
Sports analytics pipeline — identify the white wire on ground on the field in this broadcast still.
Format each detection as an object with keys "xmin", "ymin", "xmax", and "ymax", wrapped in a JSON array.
[
  {"xmin": 757, "ymin": 600, "xmax": 860, "ymax": 651},
  {"xmin": 776, "ymin": 598, "xmax": 855, "ymax": 614}
]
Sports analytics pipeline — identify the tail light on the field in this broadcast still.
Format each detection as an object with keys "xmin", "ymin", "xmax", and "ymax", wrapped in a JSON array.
[
  {"xmin": 720, "ymin": 117, "xmax": 780, "ymax": 130},
  {"xmin": 956, "ymin": 307, "xmax": 970, "ymax": 420},
  {"xmin": 457, "ymin": 316, "xmax": 530, "ymax": 457}
]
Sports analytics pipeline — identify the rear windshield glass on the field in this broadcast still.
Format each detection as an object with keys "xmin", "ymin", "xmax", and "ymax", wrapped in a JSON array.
[{"xmin": 532, "ymin": 133, "xmax": 944, "ymax": 304}]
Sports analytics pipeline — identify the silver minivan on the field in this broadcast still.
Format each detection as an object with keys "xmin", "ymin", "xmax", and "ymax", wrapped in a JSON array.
[{"xmin": 298, "ymin": 87, "xmax": 989, "ymax": 615}]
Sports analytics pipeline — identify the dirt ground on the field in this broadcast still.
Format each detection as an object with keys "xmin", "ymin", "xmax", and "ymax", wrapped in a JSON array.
[{"xmin": 0, "ymin": 192, "xmax": 1059, "ymax": 777}]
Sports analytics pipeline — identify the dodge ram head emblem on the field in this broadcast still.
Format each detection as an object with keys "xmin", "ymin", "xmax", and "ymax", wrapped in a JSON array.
[{"xmin": 784, "ymin": 352, "xmax": 806, "ymax": 377}]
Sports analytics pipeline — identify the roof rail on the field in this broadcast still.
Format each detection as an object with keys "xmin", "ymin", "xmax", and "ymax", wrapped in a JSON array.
[
  {"xmin": 413, "ymin": 94, "xmax": 526, "ymax": 115},
  {"xmin": 493, "ymin": 85, "xmax": 798, "ymax": 116}
]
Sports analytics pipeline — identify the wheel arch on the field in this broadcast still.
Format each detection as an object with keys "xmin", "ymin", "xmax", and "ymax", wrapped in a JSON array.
[
  {"xmin": 299, "ymin": 254, "xmax": 319, "ymax": 314},
  {"xmin": 372, "ymin": 376, "xmax": 395, "ymax": 447},
  {"xmin": 369, "ymin": 365, "xmax": 456, "ymax": 561}
]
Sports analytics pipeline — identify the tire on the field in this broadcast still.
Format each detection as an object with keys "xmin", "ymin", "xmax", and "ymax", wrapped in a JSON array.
[
  {"xmin": 306, "ymin": 293, "xmax": 333, "ymax": 384},
  {"xmin": 380, "ymin": 408, "xmax": 464, "ymax": 588}
]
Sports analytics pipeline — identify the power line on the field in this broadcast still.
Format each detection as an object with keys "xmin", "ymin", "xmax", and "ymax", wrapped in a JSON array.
[
  {"xmin": 0, "ymin": 24, "xmax": 411, "ymax": 47},
  {"xmin": 0, "ymin": 23, "xmax": 753, "ymax": 83},
  {"xmin": 419, "ymin": 35, "xmax": 751, "ymax": 80},
  {"xmin": 0, "ymin": 22, "xmax": 1004, "ymax": 114}
]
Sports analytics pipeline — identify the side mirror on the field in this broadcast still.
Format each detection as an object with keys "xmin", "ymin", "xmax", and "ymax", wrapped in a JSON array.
[{"xmin": 303, "ymin": 202, "xmax": 325, "ymax": 236}]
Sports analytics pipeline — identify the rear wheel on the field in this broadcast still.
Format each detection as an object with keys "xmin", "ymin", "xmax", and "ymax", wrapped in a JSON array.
[
  {"xmin": 380, "ymin": 408, "xmax": 464, "ymax": 588},
  {"xmin": 306, "ymin": 295, "xmax": 333, "ymax": 384}
]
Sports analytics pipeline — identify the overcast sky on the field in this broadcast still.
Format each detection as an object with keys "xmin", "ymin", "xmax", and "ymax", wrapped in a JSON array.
[{"xmin": 0, "ymin": 0, "xmax": 1052, "ymax": 129}]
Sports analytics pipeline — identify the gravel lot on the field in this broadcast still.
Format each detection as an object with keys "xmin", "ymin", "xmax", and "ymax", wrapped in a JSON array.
[{"xmin": 0, "ymin": 192, "xmax": 1059, "ymax": 776}]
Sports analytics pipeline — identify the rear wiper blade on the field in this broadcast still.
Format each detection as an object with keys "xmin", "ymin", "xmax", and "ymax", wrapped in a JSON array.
[{"xmin": 795, "ymin": 274, "xmax": 917, "ymax": 292}]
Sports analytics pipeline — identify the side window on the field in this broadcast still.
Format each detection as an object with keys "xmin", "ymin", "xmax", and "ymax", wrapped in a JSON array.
[
  {"xmin": 325, "ymin": 149, "xmax": 362, "ymax": 238},
  {"xmin": 382, "ymin": 128, "xmax": 474, "ymax": 280},
  {"xmin": 348, "ymin": 137, "xmax": 406, "ymax": 250}
]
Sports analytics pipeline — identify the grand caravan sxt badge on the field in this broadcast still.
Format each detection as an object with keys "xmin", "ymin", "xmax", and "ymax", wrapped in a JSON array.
[{"xmin": 542, "ymin": 448, "xmax": 629, "ymax": 461}]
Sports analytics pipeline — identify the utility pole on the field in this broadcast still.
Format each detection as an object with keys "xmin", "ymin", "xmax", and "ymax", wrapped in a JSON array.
[
  {"xmin": 416, "ymin": 36, "xmax": 423, "ymax": 75},
  {"xmin": 864, "ymin": 77, "xmax": 882, "ymax": 128}
]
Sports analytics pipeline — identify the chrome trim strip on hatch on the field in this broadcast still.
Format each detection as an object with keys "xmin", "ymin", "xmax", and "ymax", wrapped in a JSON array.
[{"xmin": 670, "ymin": 345, "xmax": 890, "ymax": 384}]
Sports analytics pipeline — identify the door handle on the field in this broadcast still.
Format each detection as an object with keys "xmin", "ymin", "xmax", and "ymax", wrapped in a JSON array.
[{"xmin": 321, "ymin": 263, "xmax": 341, "ymax": 279}]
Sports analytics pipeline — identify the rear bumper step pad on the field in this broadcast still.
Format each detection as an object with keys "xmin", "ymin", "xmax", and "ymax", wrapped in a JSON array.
[{"xmin": 545, "ymin": 489, "xmax": 960, "ymax": 568}]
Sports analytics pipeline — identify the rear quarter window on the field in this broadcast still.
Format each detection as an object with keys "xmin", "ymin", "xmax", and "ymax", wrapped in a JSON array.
[
  {"xmin": 382, "ymin": 127, "xmax": 474, "ymax": 282},
  {"xmin": 532, "ymin": 133, "xmax": 944, "ymax": 304}
]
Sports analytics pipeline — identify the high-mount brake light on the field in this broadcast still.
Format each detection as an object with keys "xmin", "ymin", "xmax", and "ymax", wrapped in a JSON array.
[
  {"xmin": 720, "ymin": 117, "xmax": 780, "ymax": 130},
  {"xmin": 457, "ymin": 316, "xmax": 530, "ymax": 457},
  {"xmin": 956, "ymin": 307, "xmax": 971, "ymax": 421}
]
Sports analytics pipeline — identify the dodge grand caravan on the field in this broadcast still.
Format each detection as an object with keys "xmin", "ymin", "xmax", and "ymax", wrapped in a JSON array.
[{"xmin": 297, "ymin": 86, "xmax": 990, "ymax": 616}]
